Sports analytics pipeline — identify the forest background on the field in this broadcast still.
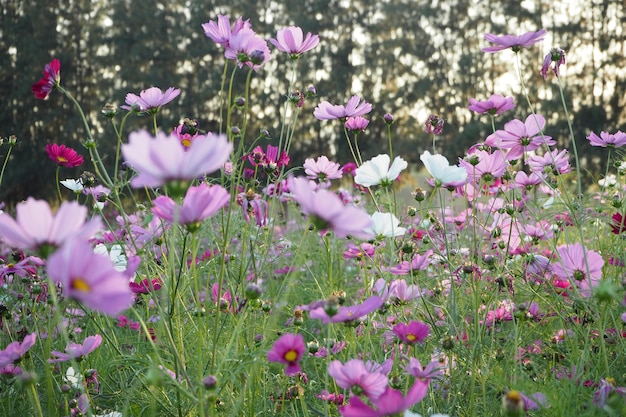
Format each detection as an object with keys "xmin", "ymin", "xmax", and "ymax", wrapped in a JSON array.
[{"xmin": 1, "ymin": 0, "xmax": 625, "ymax": 204}]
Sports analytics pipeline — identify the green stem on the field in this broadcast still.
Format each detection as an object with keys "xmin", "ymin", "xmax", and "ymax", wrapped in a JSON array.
[
  {"xmin": 556, "ymin": 76, "xmax": 582, "ymax": 198},
  {"xmin": 0, "ymin": 143, "xmax": 14, "ymax": 191},
  {"xmin": 55, "ymin": 166, "xmax": 63, "ymax": 203}
]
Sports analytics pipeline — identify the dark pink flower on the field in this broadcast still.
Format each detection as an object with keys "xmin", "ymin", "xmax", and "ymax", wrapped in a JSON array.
[
  {"xmin": 267, "ymin": 333, "xmax": 305, "ymax": 376},
  {"xmin": 468, "ymin": 94, "xmax": 515, "ymax": 115},
  {"xmin": 129, "ymin": 278, "xmax": 163, "ymax": 294},
  {"xmin": 338, "ymin": 380, "xmax": 429, "ymax": 417},
  {"xmin": 392, "ymin": 321, "xmax": 430, "ymax": 345},
  {"xmin": 32, "ymin": 58, "xmax": 60, "ymax": 99},
  {"xmin": 121, "ymin": 87, "xmax": 180, "ymax": 113},
  {"xmin": 270, "ymin": 26, "xmax": 319, "ymax": 57},
  {"xmin": 202, "ymin": 15, "xmax": 251, "ymax": 48},
  {"xmin": 48, "ymin": 334, "xmax": 102, "ymax": 363},
  {"xmin": 610, "ymin": 212, "xmax": 626, "ymax": 235},
  {"xmin": 314, "ymin": 96, "xmax": 372, "ymax": 121},
  {"xmin": 587, "ymin": 130, "xmax": 626, "ymax": 148},
  {"xmin": 541, "ymin": 47, "xmax": 566, "ymax": 79},
  {"xmin": 0, "ymin": 333, "xmax": 37, "ymax": 367},
  {"xmin": 328, "ymin": 359, "xmax": 388, "ymax": 401},
  {"xmin": 45, "ymin": 144, "xmax": 84, "ymax": 168},
  {"xmin": 482, "ymin": 29, "xmax": 547, "ymax": 53}
]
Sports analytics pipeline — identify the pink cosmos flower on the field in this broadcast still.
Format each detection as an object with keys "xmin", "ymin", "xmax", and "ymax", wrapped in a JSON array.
[
  {"xmin": 304, "ymin": 156, "xmax": 343, "ymax": 183},
  {"xmin": 314, "ymin": 95, "xmax": 372, "ymax": 120},
  {"xmin": 587, "ymin": 130, "xmax": 626, "ymax": 148},
  {"xmin": 45, "ymin": 144, "xmax": 84, "ymax": 168},
  {"xmin": 0, "ymin": 198, "xmax": 101, "ymax": 255},
  {"xmin": 0, "ymin": 333, "xmax": 37, "ymax": 367},
  {"xmin": 202, "ymin": 15, "xmax": 251, "ymax": 48},
  {"xmin": 129, "ymin": 278, "xmax": 163, "ymax": 294},
  {"xmin": 461, "ymin": 150, "xmax": 507, "ymax": 183},
  {"xmin": 338, "ymin": 380, "xmax": 429, "ymax": 417},
  {"xmin": 237, "ymin": 191, "xmax": 269, "ymax": 226},
  {"xmin": 528, "ymin": 149, "xmax": 571, "ymax": 175},
  {"xmin": 328, "ymin": 359, "xmax": 388, "ymax": 401},
  {"xmin": 405, "ymin": 357, "xmax": 443, "ymax": 381},
  {"xmin": 270, "ymin": 26, "xmax": 319, "ymax": 57},
  {"xmin": 425, "ymin": 114, "xmax": 444, "ymax": 135},
  {"xmin": 482, "ymin": 29, "xmax": 547, "ymax": 53},
  {"xmin": 46, "ymin": 238, "xmax": 135, "ymax": 316},
  {"xmin": 485, "ymin": 114, "xmax": 555, "ymax": 160},
  {"xmin": 48, "ymin": 334, "xmax": 102, "ymax": 363},
  {"xmin": 468, "ymin": 94, "xmax": 515, "ymax": 115},
  {"xmin": 514, "ymin": 171, "xmax": 545, "ymax": 190},
  {"xmin": 392, "ymin": 320, "xmax": 430, "ymax": 345},
  {"xmin": 152, "ymin": 184, "xmax": 229, "ymax": 227},
  {"xmin": 267, "ymin": 333, "xmax": 305, "ymax": 376},
  {"xmin": 121, "ymin": 87, "xmax": 180, "ymax": 113},
  {"xmin": 541, "ymin": 47, "xmax": 566, "ymax": 79},
  {"xmin": 224, "ymin": 27, "xmax": 271, "ymax": 70},
  {"xmin": 309, "ymin": 295, "xmax": 383, "ymax": 324},
  {"xmin": 121, "ymin": 130, "xmax": 232, "ymax": 188},
  {"xmin": 345, "ymin": 116, "xmax": 370, "ymax": 132},
  {"xmin": 32, "ymin": 58, "xmax": 61, "ymax": 99},
  {"xmin": 593, "ymin": 378, "xmax": 626, "ymax": 408},
  {"xmin": 288, "ymin": 176, "xmax": 372, "ymax": 239},
  {"xmin": 387, "ymin": 250, "xmax": 432, "ymax": 276},
  {"xmin": 552, "ymin": 243, "xmax": 604, "ymax": 297}
]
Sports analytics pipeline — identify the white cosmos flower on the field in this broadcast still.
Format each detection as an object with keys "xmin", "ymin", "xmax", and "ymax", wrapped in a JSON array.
[
  {"xmin": 420, "ymin": 151, "xmax": 467, "ymax": 187},
  {"xmin": 355, "ymin": 154, "xmax": 408, "ymax": 187},
  {"xmin": 60, "ymin": 178, "xmax": 84, "ymax": 193},
  {"xmin": 365, "ymin": 211, "xmax": 406, "ymax": 238},
  {"xmin": 64, "ymin": 366, "xmax": 82, "ymax": 389},
  {"xmin": 94, "ymin": 243, "xmax": 128, "ymax": 272}
]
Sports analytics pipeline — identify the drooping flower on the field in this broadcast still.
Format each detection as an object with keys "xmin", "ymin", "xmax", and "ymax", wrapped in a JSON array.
[
  {"xmin": 32, "ymin": 58, "xmax": 61, "ymax": 99},
  {"xmin": 482, "ymin": 29, "xmax": 547, "ymax": 53},
  {"xmin": 593, "ymin": 378, "xmax": 626, "ymax": 408},
  {"xmin": 304, "ymin": 155, "xmax": 343, "ymax": 182},
  {"xmin": 392, "ymin": 321, "xmax": 430, "ymax": 345},
  {"xmin": 121, "ymin": 130, "xmax": 232, "ymax": 189},
  {"xmin": 328, "ymin": 359, "xmax": 388, "ymax": 401},
  {"xmin": 202, "ymin": 15, "xmax": 251, "ymax": 48},
  {"xmin": 308, "ymin": 295, "xmax": 383, "ymax": 324},
  {"xmin": 0, "ymin": 333, "xmax": 37, "ymax": 367},
  {"xmin": 224, "ymin": 27, "xmax": 271, "ymax": 70},
  {"xmin": 420, "ymin": 151, "xmax": 468, "ymax": 188},
  {"xmin": 45, "ymin": 144, "xmax": 84, "ymax": 168},
  {"xmin": 364, "ymin": 212, "xmax": 407, "ymax": 238},
  {"xmin": 48, "ymin": 334, "xmax": 102, "ymax": 363},
  {"xmin": 270, "ymin": 26, "xmax": 319, "ymax": 58},
  {"xmin": 424, "ymin": 114, "xmax": 444, "ymax": 135},
  {"xmin": 46, "ymin": 238, "xmax": 135, "ymax": 316},
  {"xmin": 345, "ymin": 116, "xmax": 370, "ymax": 132},
  {"xmin": 551, "ymin": 243, "xmax": 604, "ymax": 297},
  {"xmin": 405, "ymin": 357, "xmax": 443, "ymax": 382},
  {"xmin": 267, "ymin": 333, "xmax": 305, "ymax": 376},
  {"xmin": 314, "ymin": 95, "xmax": 372, "ymax": 120},
  {"xmin": 541, "ymin": 47, "xmax": 566, "ymax": 79},
  {"xmin": 338, "ymin": 380, "xmax": 429, "ymax": 417},
  {"xmin": 468, "ymin": 94, "xmax": 515, "ymax": 115},
  {"xmin": 0, "ymin": 198, "xmax": 101, "ymax": 256},
  {"xmin": 587, "ymin": 130, "xmax": 626, "ymax": 148},
  {"xmin": 288, "ymin": 176, "xmax": 373, "ymax": 239},
  {"xmin": 610, "ymin": 212, "xmax": 626, "ymax": 235},
  {"xmin": 355, "ymin": 154, "xmax": 408, "ymax": 187},
  {"xmin": 121, "ymin": 87, "xmax": 180, "ymax": 113},
  {"xmin": 485, "ymin": 114, "xmax": 554, "ymax": 161},
  {"xmin": 152, "ymin": 183, "xmax": 229, "ymax": 229}
]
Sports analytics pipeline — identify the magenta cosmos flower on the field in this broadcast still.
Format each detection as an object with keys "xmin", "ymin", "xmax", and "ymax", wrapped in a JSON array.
[
  {"xmin": 0, "ymin": 333, "xmax": 37, "ymax": 367},
  {"xmin": 270, "ymin": 26, "xmax": 319, "ymax": 58},
  {"xmin": 46, "ymin": 238, "xmax": 135, "ymax": 316},
  {"xmin": 314, "ymin": 95, "xmax": 372, "ymax": 120},
  {"xmin": 32, "ymin": 58, "xmax": 60, "ymax": 99},
  {"xmin": 152, "ymin": 183, "xmax": 229, "ymax": 228},
  {"xmin": 288, "ymin": 176, "xmax": 372, "ymax": 239},
  {"xmin": 0, "ymin": 198, "xmax": 101, "ymax": 256},
  {"xmin": 468, "ymin": 94, "xmax": 515, "ymax": 115},
  {"xmin": 328, "ymin": 359, "xmax": 388, "ymax": 401},
  {"xmin": 552, "ymin": 243, "xmax": 604, "ymax": 297},
  {"xmin": 392, "ymin": 320, "xmax": 430, "ymax": 345},
  {"xmin": 485, "ymin": 114, "xmax": 554, "ymax": 161},
  {"xmin": 45, "ymin": 143, "xmax": 84, "ymax": 168},
  {"xmin": 587, "ymin": 130, "xmax": 626, "ymax": 148},
  {"xmin": 48, "ymin": 334, "xmax": 102, "ymax": 363},
  {"xmin": 267, "ymin": 333, "xmax": 305, "ymax": 376},
  {"xmin": 338, "ymin": 380, "xmax": 429, "ymax": 417},
  {"xmin": 202, "ymin": 15, "xmax": 251, "ymax": 48},
  {"xmin": 121, "ymin": 130, "xmax": 232, "ymax": 188},
  {"xmin": 121, "ymin": 87, "xmax": 180, "ymax": 113},
  {"xmin": 309, "ymin": 295, "xmax": 383, "ymax": 324},
  {"xmin": 482, "ymin": 29, "xmax": 547, "ymax": 53},
  {"xmin": 224, "ymin": 27, "xmax": 271, "ymax": 70}
]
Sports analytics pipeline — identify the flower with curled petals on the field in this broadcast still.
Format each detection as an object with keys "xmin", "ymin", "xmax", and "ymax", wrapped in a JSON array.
[{"xmin": 32, "ymin": 58, "xmax": 61, "ymax": 99}]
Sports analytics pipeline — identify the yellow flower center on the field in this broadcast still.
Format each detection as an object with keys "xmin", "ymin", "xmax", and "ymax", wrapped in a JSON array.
[
  {"xmin": 406, "ymin": 334, "xmax": 417, "ymax": 342},
  {"xmin": 57, "ymin": 156, "xmax": 68, "ymax": 163},
  {"xmin": 71, "ymin": 277, "xmax": 91, "ymax": 292},
  {"xmin": 182, "ymin": 138, "xmax": 191, "ymax": 148},
  {"xmin": 284, "ymin": 350, "xmax": 298, "ymax": 362}
]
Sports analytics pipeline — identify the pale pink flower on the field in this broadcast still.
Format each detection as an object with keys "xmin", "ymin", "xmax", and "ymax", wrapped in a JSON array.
[
  {"xmin": 345, "ymin": 116, "xmax": 370, "ymax": 132},
  {"xmin": 314, "ymin": 95, "xmax": 372, "ymax": 120},
  {"xmin": 486, "ymin": 114, "xmax": 555, "ymax": 160},
  {"xmin": 587, "ymin": 130, "xmax": 626, "ymax": 148},
  {"xmin": 270, "ymin": 26, "xmax": 319, "ymax": 57},
  {"xmin": 552, "ymin": 243, "xmax": 604, "ymax": 297},
  {"xmin": 121, "ymin": 87, "xmax": 180, "ymax": 113},
  {"xmin": 468, "ymin": 94, "xmax": 515, "ymax": 115},
  {"xmin": 152, "ymin": 184, "xmax": 229, "ymax": 226},
  {"xmin": 528, "ymin": 149, "xmax": 571, "ymax": 175},
  {"xmin": 328, "ymin": 359, "xmax": 388, "ymax": 401},
  {"xmin": 541, "ymin": 47, "xmax": 566, "ymax": 79},
  {"xmin": 48, "ymin": 335, "xmax": 102, "ymax": 363},
  {"xmin": 309, "ymin": 295, "xmax": 383, "ymax": 324},
  {"xmin": 0, "ymin": 333, "xmax": 37, "ymax": 367},
  {"xmin": 303, "ymin": 156, "xmax": 343, "ymax": 182},
  {"xmin": 202, "ymin": 15, "xmax": 251, "ymax": 48},
  {"xmin": 482, "ymin": 29, "xmax": 547, "ymax": 53},
  {"xmin": 224, "ymin": 27, "xmax": 271, "ymax": 70}
]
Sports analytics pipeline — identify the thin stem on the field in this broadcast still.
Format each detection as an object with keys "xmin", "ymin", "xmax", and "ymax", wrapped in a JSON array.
[
  {"xmin": 556, "ymin": 76, "xmax": 582, "ymax": 198},
  {"xmin": 0, "ymin": 144, "xmax": 14, "ymax": 191}
]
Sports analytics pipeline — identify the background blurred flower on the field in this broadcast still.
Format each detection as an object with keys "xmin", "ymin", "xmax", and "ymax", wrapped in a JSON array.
[
  {"xmin": 49, "ymin": 334, "xmax": 102, "ymax": 363},
  {"xmin": 46, "ymin": 144, "xmax": 84, "ymax": 168},
  {"xmin": 32, "ymin": 58, "xmax": 60, "ymax": 99},
  {"xmin": 267, "ymin": 333, "xmax": 305, "ymax": 376}
]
